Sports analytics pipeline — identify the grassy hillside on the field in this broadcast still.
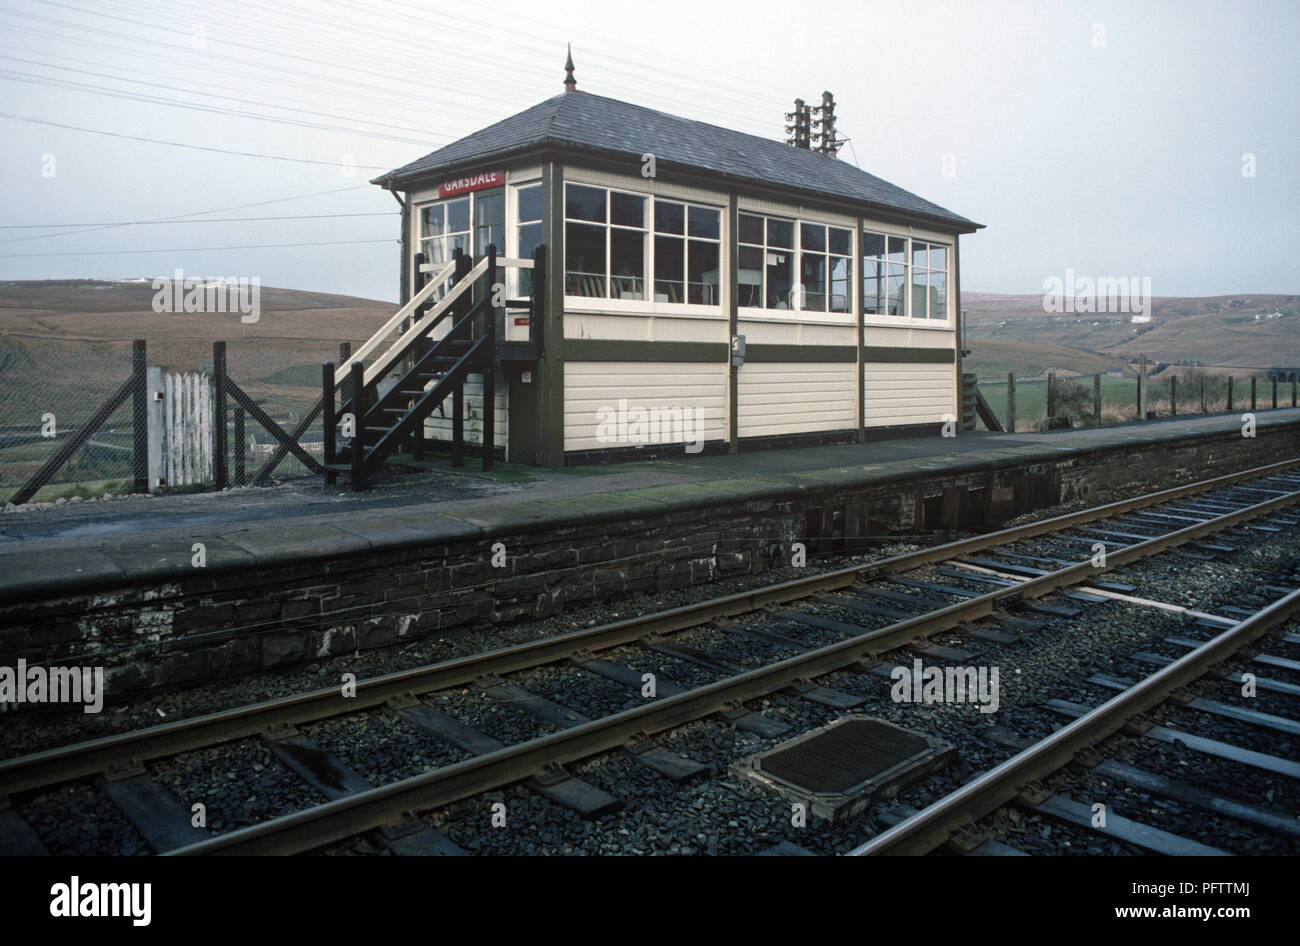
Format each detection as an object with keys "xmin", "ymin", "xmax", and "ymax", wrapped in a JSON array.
[
  {"xmin": 963, "ymin": 291, "xmax": 1300, "ymax": 371},
  {"xmin": 962, "ymin": 337, "xmax": 1129, "ymax": 380},
  {"xmin": 0, "ymin": 279, "xmax": 396, "ymax": 497}
]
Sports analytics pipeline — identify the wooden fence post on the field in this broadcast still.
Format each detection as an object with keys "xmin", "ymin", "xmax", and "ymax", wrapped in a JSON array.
[
  {"xmin": 1250, "ymin": 376, "xmax": 1257, "ymax": 411},
  {"xmin": 1007, "ymin": 373, "xmax": 1016, "ymax": 433},
  {"xmin": 146, "ymin": 366, "xmax": 164, "ymax": 491},
  {"xmin": 1046, "ymin": 372, "xmax": 1056, "ymax": 421},
  {"xmin": 1200, "ymin": 375, "xmax": 1207, "ymax": 414},
  {"xmin": 322, "ymin": 361, "xmax": 337, "ymax": 486},
  {"xmin": 1094, "ymin": 373, "xmax": 1102, "ymax": 426},
  {"xmin": 212, "ymin": 341, "xmax": 227, "ymax": 489},
  {"xmin": 132, "ymin": 339, "xmax": 148, "ymax": 493},
  {"xmin": 1272, "ymin": 376, "xmax": 1278, "ymax": 409},
  {"xmin": 1227, "ymin": 377, "xmax": 1234, "ymax": 412},
  {"xmin": 1170, "ymin": 375, "xmax": 1177, "ymax": 416},
  {"xmin": 1138, "ymin": 354, "xmax": 1147, "ymax": 420},
  {"xmin": 349, "ymin": 360, "xmax": 366, "ymax": 491}
]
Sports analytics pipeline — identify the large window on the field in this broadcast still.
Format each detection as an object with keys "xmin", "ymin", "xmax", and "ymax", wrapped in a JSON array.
[
  {"xmin": 565, "ymin": 183, "xmax": 720, "ymax": 304},
  {"xmin": 654, "ymin": 201, "xmax": 720, "ymax": 303},
  {"xmin": 862, "ymin": 229, "xmax": 948, "ymax": 320},
  {"xmin": 740, "ymin": 213, "xmax": 851, "ymax": 312},
  {"xmin": 474, "ymin": 190, "xmax": 504, "ymax": 257},
  {"xmin": 420, "ymin": 197, "xmax": 470, "ymax": 265},
  {"xmin": 912, "ymin": 242, "xmax": 948, "ymax": 320},
  {"xmin": 565, "ymin": 184, "xmax": 646, "ymax": 299},
  {"xmin": 800, "ymin": 222, "xmax": 852, "ymax": 313},
  {"xmin": 515, "ymin": 183, "xmax": 542, "ymax": 294}
]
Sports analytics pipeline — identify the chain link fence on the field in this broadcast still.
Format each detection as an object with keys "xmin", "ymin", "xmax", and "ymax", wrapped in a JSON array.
[
  {"xmin": 0, "ymin": 337, "xmax": 144, "ymax": 502},
  {"xmin": 0, "ymin": 335, "xmax": 352, "ymax": 503}
]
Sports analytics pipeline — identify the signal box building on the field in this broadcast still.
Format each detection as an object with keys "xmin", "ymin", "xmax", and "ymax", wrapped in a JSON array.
[{"xmin": 371, "ymin": 64, "xmax": 982, "ymax": 468}]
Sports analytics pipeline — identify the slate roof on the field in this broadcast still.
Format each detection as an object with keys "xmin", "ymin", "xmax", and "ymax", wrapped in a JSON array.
[{"xmin": 373, "ymin": 92, "xmax": 982, "ymax": 233}]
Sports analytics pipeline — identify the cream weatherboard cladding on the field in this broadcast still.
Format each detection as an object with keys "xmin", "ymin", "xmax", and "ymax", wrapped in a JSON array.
[
  {"xmin": 564, "ymin": 362, "xmax": 728, "ymax": 452},
  {"xmin": 864, "ymin": 362, "xmax": 956, "ymax": 427},
  {"xmin": 737, "ymin": 363, "xmax": 857, "ymax": 438}
]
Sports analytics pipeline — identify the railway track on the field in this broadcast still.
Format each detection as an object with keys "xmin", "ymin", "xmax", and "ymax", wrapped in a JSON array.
[
  {"xmin": 850, "ymin": 584, "xmax": 1300, "ymax": 855},
  {"xmin": 3, "ymin": 458, "xmax": 1300, "ymax": 856}
]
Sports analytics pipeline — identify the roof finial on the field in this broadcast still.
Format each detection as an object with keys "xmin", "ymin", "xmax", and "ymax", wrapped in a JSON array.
[{"xmin": 564, "ymin": 43, "xmax": 576, "ymax": 93}]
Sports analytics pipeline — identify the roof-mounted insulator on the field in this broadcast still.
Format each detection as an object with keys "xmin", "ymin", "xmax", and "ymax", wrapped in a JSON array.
[{"xmin": 564, "ymin": 44, "xmax": 577, "ymax": 93}]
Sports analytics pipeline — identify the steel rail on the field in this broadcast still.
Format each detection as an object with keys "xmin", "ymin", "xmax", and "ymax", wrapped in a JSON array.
[
  {"xmin": 3, "ymin": 457, "xmax": 1297, "ymax": 800},
  {"xmin": 847, "ymin": 586, "xmax": 1300, "ymax": 856},
  {"xmin": 165, "ymin": 481, "xmax": 1300, "ymax": 854}
]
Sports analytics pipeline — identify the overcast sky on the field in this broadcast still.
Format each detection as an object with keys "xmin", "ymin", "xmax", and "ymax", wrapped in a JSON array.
[{"xmin": 1, "ymin": 0, "xmax": 1295, "ymax": 302}]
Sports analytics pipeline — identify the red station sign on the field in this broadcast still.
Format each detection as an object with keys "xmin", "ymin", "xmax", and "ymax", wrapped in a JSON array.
[{"xmin": 437, "ymin": 169, "xmax": 505, "ymax": 198}]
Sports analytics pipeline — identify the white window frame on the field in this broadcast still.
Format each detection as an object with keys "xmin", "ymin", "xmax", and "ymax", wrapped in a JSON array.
[
  {"xmin": 861, "ymin": 225, "xmax": 953, "ymax": 330},
  {"xmin": 738, "ymin": 208, "xmax": 856, "ymax": 327},
  {"xmin": 563, "ymin": 179, "xmax": 725, "ymax": 318}
]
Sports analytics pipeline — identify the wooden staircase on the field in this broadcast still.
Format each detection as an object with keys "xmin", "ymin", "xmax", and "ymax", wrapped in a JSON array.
[{"xmin": 321, "ymin": 244, "xmax": 544, "ymax": 490}]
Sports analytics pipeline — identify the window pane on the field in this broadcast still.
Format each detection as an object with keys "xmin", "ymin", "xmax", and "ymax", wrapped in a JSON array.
[
  {"xmin": 518, "ymin": 222, "xmax": 542, "ymax": 261},
  {"xmin": 799, "ymin": 252, "xmax": 826, "ymax": 311},
  {"xmin": 610, "ymin": 228, "xmax": 645, "ymax": 298},
  {"xmin": 566, "ymin": 184, "xmax": 606, "ymax": 222},
  {"xmin": 829, "ymin": 256, "xmax": 851, "ymax": 313},
  {"xmin": 861, "ymin": 230, "xmax": 886, "ymax": 258},
  {"xmin": 425, "ymin": 236, "xmax": 446, "ymax": 264},
  {"xmin": 654, "ymin": 234, "xmax": 684, "ymax": 303},
  {"xmin": 477, "ymin": 191, "xmax": 504, "ymax": 228},
  {"xmin": 423, "ymin": 204, "xmax": 445, "ymax": 237},
  {"xmin": 929, "ymin": 269, "xmax": 947, "ymax": 320},
  {"xmin": 887, "ymin": 236, "xmax": 907, "ymax": 264},
  {"xmin": 738, "ymin": 245, "xmax": 763, "ymax": 307},
  {"xmin": 862, "ymin": 259, "xmax": 885, "ymax": 315},
  {"xmin": 912, "ymin": 241, "xmax": 928, "ymax": 269},
  {"xmin": 565, "ymin": 221, "xmax": 606, "ymax": 296},
  {"xmin": 476, "ymin": 223, "xmax": 505, "ymax": 256},
  {"xmin": 516, "ymin": 184, "xmax": 542, "ymax": 223},
  {"xmin": 739, "ymin": 213, "xmax": 764, "ymax": 245},
  {"xmin": 767, "ymin": 218, "xmax": 794, "ymax": 249},
  {"xmin": 887, "ymin": 262, "xmax": 905, "ymax": 315},
  {"xmin": 655, "ymin": 201, "xmax": 685, "ymax": 235},
  {"xmin": 518, "ymin": 222, "xmax": 542, "ymax": 294},
  {"xmin": 611, "ymin": 192, "xmax": 645, "ymax": 229},
  {"xmin": 766, "ymin": 248, "xmax": 792, "ymax": 308},
  {"xmin": 687, "ymin": 239, "xmax": 720, "ymax": 305},
  {"xmin": 446, "ymin": 198, "xmax": 469, "ymax": 234},
  {"xmin": 800, "ymin": 223, "xmax": 826, "ymax": 253},
  {"xmin": 829, "ymin": 227, "xmax": 852, "ymax": 255},
  {"xmin": 911, "ymin": 274, "xmax": 927, "ymax": 318},
  {"xmin": 688, "ymin": 206, "xmax": 720, "ymax": 240},
  {"xmin": 929, "ymin": 244, "xmax": 947, "ymax": 272}
]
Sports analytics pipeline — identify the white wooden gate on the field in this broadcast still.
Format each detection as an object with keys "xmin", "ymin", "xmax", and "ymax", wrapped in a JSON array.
[{"xmin": 146, "ymin": 368, "xmax": 214, "ymax": 488}]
